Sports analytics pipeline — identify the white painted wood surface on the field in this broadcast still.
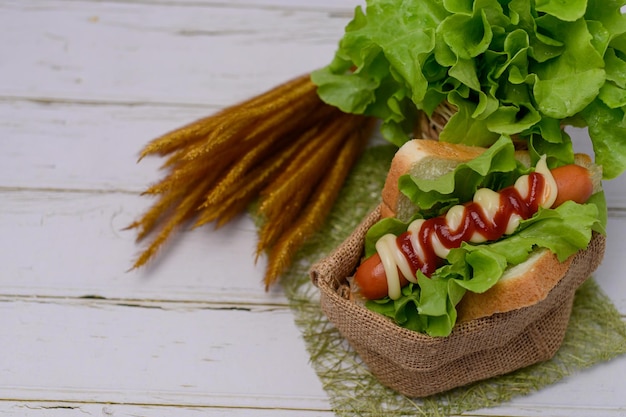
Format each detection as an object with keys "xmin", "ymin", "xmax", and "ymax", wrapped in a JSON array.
[{"xmin": 1, "ymin": 1, "xmax": 625, "ymax": 416}]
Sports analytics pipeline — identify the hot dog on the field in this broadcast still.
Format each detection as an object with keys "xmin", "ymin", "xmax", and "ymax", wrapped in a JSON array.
[
  {"xmin": 349, "ymin": 137, "xmax": 605, "ymax": 336},
  {"xmin": 354, "ymin": 161, "xmax": 594, "ymax": 300}
]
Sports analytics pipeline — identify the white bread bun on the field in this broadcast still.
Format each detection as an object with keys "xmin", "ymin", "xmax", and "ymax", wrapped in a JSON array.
[
  {"xmin": 456, "ymin": 249, "xmax": 573, "ymax": 322},
  {"xmin": 379, "ymin": 138, "xmax": 602, "ymax": 323}
]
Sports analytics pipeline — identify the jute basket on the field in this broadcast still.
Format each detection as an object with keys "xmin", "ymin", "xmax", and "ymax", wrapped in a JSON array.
[{"xmin": 310, "ymin": 205, "xmax": 606, "ymax": 397}]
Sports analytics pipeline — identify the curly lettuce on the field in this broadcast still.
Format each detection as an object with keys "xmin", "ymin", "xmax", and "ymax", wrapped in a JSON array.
[{"xmin": 312, "ymin": 0, "xmax": 626, "ymax": 179}]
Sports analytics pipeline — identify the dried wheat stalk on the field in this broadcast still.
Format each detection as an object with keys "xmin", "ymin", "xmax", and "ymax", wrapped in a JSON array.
[{"xmin": 129, "ymin": 74, "xmax": 374, "ymax": 288}]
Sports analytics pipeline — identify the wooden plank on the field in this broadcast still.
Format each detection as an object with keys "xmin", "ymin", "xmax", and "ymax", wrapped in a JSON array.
[
  {"xmin": 0, "ymin": 99, "xmax": 213, "ymax": 192},
  {"xmin": 597, "ymin": 210, "xmax": 626, "ymax": 314},
  {"xmin": 0, "ymin": 0, "xmax": 349, "ymax": 106},
  {"xmin": 118, "ymin": 0, "xmax": 363, "ymax": 12},
  {"xmin": 0, "ymin": 189, "xmax": 292, "ymax": 304},
  {"xmin": 0, "ymin": 298, "xmax": 329, "ymax": 411},
  {"xmin": 2, "ymin": 398, "xmax": 625, "ymax": 417},
  {"xmin": 0, "ymin": 401, "xmax": 334, "ymax": 417}
]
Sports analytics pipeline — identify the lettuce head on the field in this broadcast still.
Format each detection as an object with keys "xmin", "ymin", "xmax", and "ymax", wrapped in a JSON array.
[{"xmin": 312, "ymin": 0, "xmax": 626, "ymax": 179}]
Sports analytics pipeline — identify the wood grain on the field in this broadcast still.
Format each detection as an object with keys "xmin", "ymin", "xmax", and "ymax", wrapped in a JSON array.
[{"xmin": 1, "ymin": 0, "xmax": 624, "ymax": 416}]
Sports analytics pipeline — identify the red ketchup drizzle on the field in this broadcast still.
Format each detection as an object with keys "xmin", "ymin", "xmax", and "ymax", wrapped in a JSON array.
[
  {"xmin": 396, "ymin": 172, "xmax": 546, "ymax": 277},
  {"xmin": 397, "ymin": 232, "xmax": 422, "ymax": 275}
]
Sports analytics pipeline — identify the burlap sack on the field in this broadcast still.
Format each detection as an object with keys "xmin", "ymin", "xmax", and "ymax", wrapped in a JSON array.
[{"xmin": 310, "ymin": 205, "xmax": 606, "ymax": 397}]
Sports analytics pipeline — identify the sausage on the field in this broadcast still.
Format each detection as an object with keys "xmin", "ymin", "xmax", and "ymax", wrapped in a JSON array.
[
  {"xmin": 353, "ymin": 164, "xmax": 594, "ymax": 301},
  {"xmin": 550, "ymin": 164, "xmax": 594, "ymax": 207},
  {"xmin": 354, "ymin": 253, "xmax": 410, "ymax": 300}
]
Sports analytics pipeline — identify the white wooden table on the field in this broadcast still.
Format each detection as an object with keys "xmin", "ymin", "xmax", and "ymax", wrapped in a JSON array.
[{"xmin": 1, "ymin": 1, "xmax": 625, "ymax": 416}]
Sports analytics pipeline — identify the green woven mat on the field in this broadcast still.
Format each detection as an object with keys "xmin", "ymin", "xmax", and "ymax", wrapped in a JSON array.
[{"xmin": 278, "ymin": 145, "xmax": 626, "ymax": 417}]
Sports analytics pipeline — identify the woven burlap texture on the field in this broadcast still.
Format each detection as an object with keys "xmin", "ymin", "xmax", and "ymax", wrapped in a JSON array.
[{"xmin": 310, "ymin": 205, "xmax": 606, "ymax": 398}]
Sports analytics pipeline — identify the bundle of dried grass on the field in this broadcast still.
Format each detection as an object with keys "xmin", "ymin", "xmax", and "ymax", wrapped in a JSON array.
[{"xmin": 128, "ymin": 74, "xmax": 375, "ymax": 288}]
